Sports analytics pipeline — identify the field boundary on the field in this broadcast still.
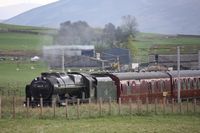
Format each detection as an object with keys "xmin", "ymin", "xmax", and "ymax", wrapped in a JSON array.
[{"xmin": 0, "ymin": 96, "xmax": 199, "ymax": 119}]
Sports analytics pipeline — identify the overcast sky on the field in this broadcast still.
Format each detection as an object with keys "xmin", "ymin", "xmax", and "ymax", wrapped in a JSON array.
[{"xmin": 0, "ymin": 0, "xmax": 58, "ymax": 20}]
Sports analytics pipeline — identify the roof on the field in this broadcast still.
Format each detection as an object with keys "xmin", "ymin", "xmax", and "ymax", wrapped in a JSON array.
[
  {"xmin": 112, "ymin": 71, "xmax": 168, "ymax": 80},
  {"xmin": 111, "ymin": 70, "xmax": 200, "ymax": 80},
  {"xmin": 101, "ymin": 48, "xmax": 131, "ymax": 64},
  {"xmin": 168, "ymin": 70, "xmax": 200, "ymax": 78},
  {"xmin": 43, "ymin": 45, "xmax": 94, "ymax": 50}
]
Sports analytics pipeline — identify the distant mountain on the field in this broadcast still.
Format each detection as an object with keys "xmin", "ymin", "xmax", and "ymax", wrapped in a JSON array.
[
  {"xmin": 4, "ymin": 0, "xmax": 200, "ymax": 35},
  {"xmin": 0, "ymin": 3, "xmax": 41, "ymax": 20}
]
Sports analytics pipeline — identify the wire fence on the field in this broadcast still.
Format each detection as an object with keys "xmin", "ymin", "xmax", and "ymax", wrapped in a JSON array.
[
  {"xmin": 0, "ymin": 84, "xmax": 25, "ymax": 97},
  {"xmin": 0, "ymin": 96, "xmax": 199, "ymax": 119}
]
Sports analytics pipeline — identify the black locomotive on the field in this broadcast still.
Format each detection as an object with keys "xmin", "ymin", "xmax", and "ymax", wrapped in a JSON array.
[{"xmin": 25, "ymin": 72, "xmax": 116, "ymax": 106}]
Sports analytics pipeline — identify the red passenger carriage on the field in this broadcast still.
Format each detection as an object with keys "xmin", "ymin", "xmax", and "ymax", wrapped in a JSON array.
[{"xmin": 108, "ymin": 70, "xmax": 200, "ymax": 103}]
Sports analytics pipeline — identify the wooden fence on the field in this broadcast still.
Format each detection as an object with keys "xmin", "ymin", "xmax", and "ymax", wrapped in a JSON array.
[{"xmin": 0, "ymin": 96, "xmax": 199, "ymax": 119}]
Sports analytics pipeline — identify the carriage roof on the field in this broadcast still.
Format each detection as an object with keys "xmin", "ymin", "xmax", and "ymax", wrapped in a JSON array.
[{"xmin": 111, "ymin": 70, "xmax": 200, "ymax": 80}]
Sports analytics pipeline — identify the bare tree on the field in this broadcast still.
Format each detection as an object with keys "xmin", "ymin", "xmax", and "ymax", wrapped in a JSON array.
[
  {"xmin": 103, "ymin": 23, "xmax": 116, "ymax": 47},
  {"xmin": 121, "ymin": 15, "xmax": 138, "ymax": 38}
]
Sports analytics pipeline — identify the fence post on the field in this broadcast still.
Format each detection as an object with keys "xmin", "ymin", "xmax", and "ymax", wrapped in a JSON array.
[
  {"xmin": 171, "ymin": 98, "xmax": 174, "ymax": 113},
  {"xmin": 0, "ymin": 96, "xmax": 1, "ymax": 119},
  {"xmin": 129, "ymin": 98, "xmax": 132, "ymax": 115},
  {"xmin": 186, "ymin": 98, "xmax": 189, "ymax": 113},
  {"xmin": 99, "ymin": 97, "xmax": 102, "ymax": 116},
  {"xmin": 193, "ymin": 98, "xmax": 196, "ymax": 113},
  {"xmin": 179, "ymin": 98, "xmax": 182, "ymax": 114},
  {"xmin": 19, "ymin": 90, "xmax": 21, "ymax": 97},
  {"xmin": 154, "ymin": 98, "xmax": 157, "ymax": 114},
  {"xmin": 166, "ymin": 99, "xmax": 169, "ymax": 105},
  {"xmin": 146, "ymin": 97, "xmax": 149, "ymax": 113},
  {"xmin": 12, "ymin": 96, "xmax": 16, "ymax": 119},
  {"xmin": 88, "ymin": 98, "xmax": 91, "ymax": 117},
  {"xmin": 65, "ymin": 99, "xmax": 68, "ymax": 119},
  {"xmin": 77, "ymin": 99, "xmax": 80, "ymax": 119},
  {"xmin": 163, "ymin": 97, "xmax": 166, "ymax": 114},
  {"xmin": 109, "ymin": 97, "xmax": 112, "ymax": 115},
  {"xmin": 53, "ymin": 98, "xmax": 56, "ymax": 118},
  {"xmin": 26, "ymin": 98, "xmax": 30, "ymax": 118},
  {"xmin": 137, "ymin": 97, "xmax": 140, "ymax": 114},
  {"xmin": 118, "ymin": 98, "xmax": 121, "ymax": 115},
  {"xmin": 40, "ymin": 97, "xmax": 43, "ymax": 118}
]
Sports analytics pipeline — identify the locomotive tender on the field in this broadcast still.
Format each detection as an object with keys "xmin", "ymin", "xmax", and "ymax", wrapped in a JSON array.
[{"xmin": 25, "ymin": 70, "xmax": 200, "ymax": 106}]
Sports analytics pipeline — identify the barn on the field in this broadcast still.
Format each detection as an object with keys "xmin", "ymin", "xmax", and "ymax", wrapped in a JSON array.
[{"xmin": 149, "ymin": 53, "xmax": 200, "ymax": 69}]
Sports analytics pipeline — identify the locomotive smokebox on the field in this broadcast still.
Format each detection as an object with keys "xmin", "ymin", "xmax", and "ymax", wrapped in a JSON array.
[{"xmin": 30, "ymin": 78, "xmax": 53, "ymax": 100}]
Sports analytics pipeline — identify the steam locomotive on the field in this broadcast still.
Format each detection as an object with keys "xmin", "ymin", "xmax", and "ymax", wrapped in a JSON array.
[{"xmin": 25, "ymin": 70, "xmax": 200, "ymax": 106}]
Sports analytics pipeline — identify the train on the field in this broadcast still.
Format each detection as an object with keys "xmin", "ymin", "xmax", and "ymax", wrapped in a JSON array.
[{"xmin": 25, "ymin": 70, "xmax": 200, "ymax": 106}]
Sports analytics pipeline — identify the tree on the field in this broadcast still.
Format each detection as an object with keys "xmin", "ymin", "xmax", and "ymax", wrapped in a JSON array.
[
  {"xmin": 120, "ymin": 15, "xmax": 138, "ymax": 39},
  {"xmin": 102, "ymin": 23, "xmax": 116, "ymax": 47},
  {"xmin": 56, "ymin": 21, "xmax": 95, "ymax": 45}
]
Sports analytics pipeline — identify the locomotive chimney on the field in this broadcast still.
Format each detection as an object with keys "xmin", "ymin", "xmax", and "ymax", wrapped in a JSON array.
[{"xmin": 155, "ymin": 54, "xmax": 159, "ymax": 64}]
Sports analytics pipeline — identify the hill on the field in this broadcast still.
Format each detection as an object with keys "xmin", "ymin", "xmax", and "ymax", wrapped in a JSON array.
[
  {"xmin": 4, "ymin": 0, "xmax": 200, "ymax": 35},
  {"xmin": 0, "ymin": 23, "xmax": 56, "ymax": 56}
]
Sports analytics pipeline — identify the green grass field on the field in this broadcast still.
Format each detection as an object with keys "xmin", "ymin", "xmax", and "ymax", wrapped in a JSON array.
[
  {"xmin": 134, "ymin": 33, "xmax": 200, "ymax": 61},
  {"xmin": 0, "ymin": 32, "xmax": 53, "ymax": 51},
  {"xmin": 0, "ymin": 60, "xmax": 48, "ymax": 94},
  {"xmin": 0, "ymin": 23, "xmax": 55, "ymax": 51},
  {"xmin": 0, "ymin": 115, "xmax": 200, "ymax": 133}
]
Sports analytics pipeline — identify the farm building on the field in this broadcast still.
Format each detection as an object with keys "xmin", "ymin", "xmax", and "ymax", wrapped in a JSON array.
[
  {"xmin": 149, "ymin": 53, "xmax": 200, "ymax": 70},
  {"xmin": 43, "ymin": 45, "xmax": 95, "ymax": 57},
  {"xmin": 101, "ymin": 48, "xmax": 132, "ymax": 65},
  {"xmin": 43, "ymin": 45, "xmax": 109, "ymax": 68}
]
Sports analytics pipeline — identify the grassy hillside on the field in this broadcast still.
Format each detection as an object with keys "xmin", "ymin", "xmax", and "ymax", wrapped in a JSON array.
[
  {"xmin": 0, "ymin": 32, "xmax": 53, "ymax": 51},
  {"xmin": 134, "ymin": 33, "xmax": 200, "ymax": 62},
  {"xmin": 136, "ymin": 33, "xmax": 200, "ymax": 50},
  {"xmin": 0, "ymin": 23, "xmax": 55, "ymax": 52},
  {"xmin": 0, "ymin": 23, "xmax": 56, "ymax": 33}
]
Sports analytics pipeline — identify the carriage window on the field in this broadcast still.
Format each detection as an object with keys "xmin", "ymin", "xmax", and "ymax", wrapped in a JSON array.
[
  {"xmin": 148, "ymin": 82, "xmax": 152, "ymax": 94},
  {"xmin": 193, "ymin": 79, "xmax": 197, "ymax": 89},
  {"xmin": 160, "ymin": 81, "xmax": 164, "ymax": 92},
  {"xmin": 127, "ymin": 81, "xmax": 131, "ymax": 94},
  {"xmin": 174, "ymin": 80, "xmax": 177, "ymax": 90},
  {"xmin": 151, "ymin": 81, "xmax": 155, "ymax": 93},
  {"xmin": 187, "ymin": 79, "xmax": 191, "ymax": 90},
  {"xmin": 198, "ymin": 78, "xmax": 200, "ymax": 89},
  {"xmin": 190, "ymin": 79, "xmax": 194, "ymax": 89},
  {"xmin": 120, "ymin": 84, "xmax": 123, "ymax": 93},
  {"xmin": 155, "ymin": 82, "xmax": 159, "ymax": 92},
  {"xmin": 182, "ymin": 80, "xmax": 186, "ymax": 90}
]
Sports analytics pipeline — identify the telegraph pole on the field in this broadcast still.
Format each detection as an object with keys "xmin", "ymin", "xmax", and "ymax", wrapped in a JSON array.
[
  {"xmin": 117, "ymin": 56, "xmax": 120, "ymax": 72},
  {"xmin": 177, "ymin": 46, "xmax": 181, "ymax": 103},
  {"xmin": 62, "ymin": 49, "xmax": 65, "ymax": 72},
  {"xmin": 198, "ymin": 50, "xmax": 200, "ymax": 69}
]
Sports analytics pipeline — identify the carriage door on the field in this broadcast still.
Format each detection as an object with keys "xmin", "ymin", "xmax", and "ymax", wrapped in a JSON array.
[
  {"xmin": 131, "ymin": 81, "xmax": 137, "ymax": 101},
  {"xmin": 148, "ymin": 81, "xmax": 153, "ymax": 102}
]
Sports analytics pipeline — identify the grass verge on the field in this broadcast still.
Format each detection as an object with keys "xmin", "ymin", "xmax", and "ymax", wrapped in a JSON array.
[{"xmin": 0, "ymin": 115, "xmax": 200, "ymax": 133}]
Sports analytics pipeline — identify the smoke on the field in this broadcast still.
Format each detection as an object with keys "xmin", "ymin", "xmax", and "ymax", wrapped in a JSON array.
[{"xmin": 43, "ymin": 45, "xmax": 95, "ymax": 68}]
